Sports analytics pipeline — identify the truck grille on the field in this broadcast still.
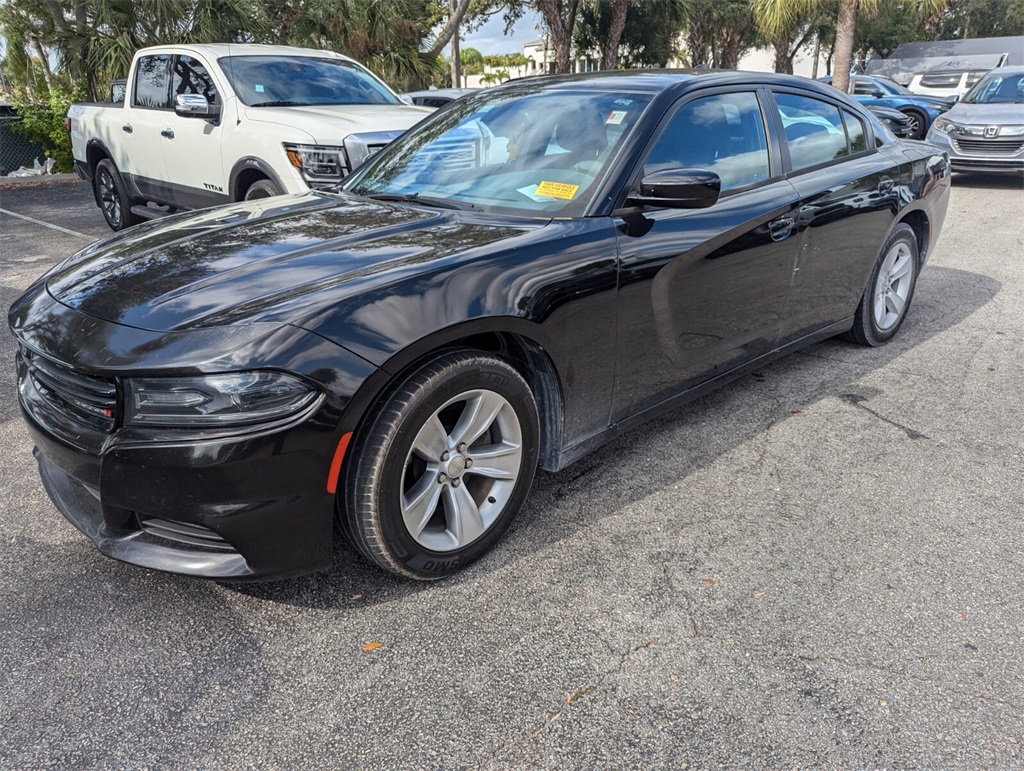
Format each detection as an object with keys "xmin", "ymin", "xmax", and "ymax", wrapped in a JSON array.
[
  {"xmin": 953, "ymin": 138, "xmax": 1024, "ymax": 155},
  {"xmin": 21, "ymin": 346, "xmax": 117, "ymax": 431}
]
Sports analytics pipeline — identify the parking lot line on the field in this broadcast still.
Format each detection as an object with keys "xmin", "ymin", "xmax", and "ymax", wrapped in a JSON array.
[{"xmin": 0, "ymin": 207, "xmax": 93, "ymax": 240}]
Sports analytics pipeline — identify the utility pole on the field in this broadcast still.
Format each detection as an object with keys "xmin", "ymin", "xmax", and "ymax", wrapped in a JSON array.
[{"xmin": 450, "ymin": 0, "xmax": 461, "ymax": 88}]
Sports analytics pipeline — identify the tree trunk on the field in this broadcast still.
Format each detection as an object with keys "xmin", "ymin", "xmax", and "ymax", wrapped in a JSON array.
[
  {"xmin": 832, "ymin": 0, "xmax": 858, "ymax": 93},
  {"xmin": 538, "ymin": 0, "xmax": 581, "ymax": 74},
  {"xmin": 30, "ymin": 37, "xmax": 55, "ymax": 90},
  {"xmin": 811, "ymin": 35, "xmax": 821, "ymax": 79},
  {"xmin": 773, "ymin": 36, "xmax": 794, "ymax": 73},
  {"xmin": 427, "ymin": 0, "xmax": 473, "ymax": 59},
  {"xmin": 686, "ymin": 6, "xmax": 708, "ymax": 67},
  {"xmin": 601, "ymin": 0, "xmax": 628, "ymax": 71}
]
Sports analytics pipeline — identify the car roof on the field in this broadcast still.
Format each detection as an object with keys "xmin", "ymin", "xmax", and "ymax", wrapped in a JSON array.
[{"xmin": 495, "ymin": 69, "xmax": 848, "ymax": 100}]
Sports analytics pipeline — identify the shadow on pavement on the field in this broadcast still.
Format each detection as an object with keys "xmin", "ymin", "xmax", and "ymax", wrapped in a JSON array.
[{"xmin": 229, "ymin": 264, "xmax": 1001, "ymax": 609}]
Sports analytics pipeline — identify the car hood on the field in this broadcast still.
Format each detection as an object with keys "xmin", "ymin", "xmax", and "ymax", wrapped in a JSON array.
[
  {"xmin": 45, "ymin": 193, "xmax": 537, "ymax": 333},
  {"xmin": 943, "ymin": 101, "xmax": 1024, "ymax": 124},
  {"xmin": 243, "ymin": 103, "xmax": 432, "ymax": 143}
]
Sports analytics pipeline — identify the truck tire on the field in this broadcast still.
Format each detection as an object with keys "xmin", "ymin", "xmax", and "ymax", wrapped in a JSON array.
[
  {"xmin": 243, "ymin": 179, "xmax": 283, "ymax": 200},
  {"xmin": 94, "ymin": 159, "xmax": 142, "ymax": 231}
]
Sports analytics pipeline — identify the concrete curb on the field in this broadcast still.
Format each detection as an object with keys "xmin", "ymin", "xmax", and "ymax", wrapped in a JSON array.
[{"xmin": 0, "ymin": 173, "xmax": 83, "ymax": 188}]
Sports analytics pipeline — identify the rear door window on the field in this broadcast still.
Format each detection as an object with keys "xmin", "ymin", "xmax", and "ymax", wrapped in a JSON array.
[
  {"xmin": 133, "ymin": 55, "xmax": 172, "ymax": 109},
  {"xmin": 774, "ymin": 92, "xmax": 849, "ymax": 171}
]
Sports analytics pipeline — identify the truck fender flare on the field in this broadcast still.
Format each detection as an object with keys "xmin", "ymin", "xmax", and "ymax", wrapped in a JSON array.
[{"xmin": 229, "ymin": 157, "xmax": 287, "ymax": 201}]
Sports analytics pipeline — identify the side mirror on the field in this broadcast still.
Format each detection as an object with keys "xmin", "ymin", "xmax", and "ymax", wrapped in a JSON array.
[
  {"xmin": 870, "ymin": 89, "xmax": 885, "ymax": 98},
  {"xmin": 398, "ymin": 94, "xmax": 415, "ymax": 105},
  {"xmin": 175, "ymin": 93, "xmax": 220, "ymax": 120},
  {"xmin": 628, "ymin": 169, "xmax": 721, "ymax": 209}
]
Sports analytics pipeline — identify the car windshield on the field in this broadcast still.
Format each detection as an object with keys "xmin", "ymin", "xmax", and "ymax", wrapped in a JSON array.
[
  {"xmin": 962, "ymin": 70, "xmax": 1024, "ymax": 104},
  {"xmin": 342, "ymin": 88, "xmax": 654, "ymax": 216},
  {"xmin": 219, "ymin": 55, "xmax": 399, "ymax": 106}
]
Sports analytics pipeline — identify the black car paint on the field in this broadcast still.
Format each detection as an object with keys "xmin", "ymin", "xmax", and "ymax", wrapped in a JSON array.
[{"xmin": 9, "ymin": 71, "xmax": 951, "ymax": 579}]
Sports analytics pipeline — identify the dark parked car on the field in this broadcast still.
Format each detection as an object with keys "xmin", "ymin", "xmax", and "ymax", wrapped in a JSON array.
[
  {"xmin": 819, "ymin": 74, "xmax": 952, "ymax": 139},
  {"xmin": 9, "ymin": 71, "xmax": 951, "ymax": 581},
  {"xmin": 866, "ymin": 105, "xmax": 914, "ymax": 138},
  {"xmin": 401, "ymin": 87, "xmax": 477, "ymax": 108}
]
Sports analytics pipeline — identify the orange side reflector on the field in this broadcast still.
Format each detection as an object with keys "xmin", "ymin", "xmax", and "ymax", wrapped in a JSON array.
[{"xmin": 326, "ymin": 432, "xmax": 353, "ymax": 494}]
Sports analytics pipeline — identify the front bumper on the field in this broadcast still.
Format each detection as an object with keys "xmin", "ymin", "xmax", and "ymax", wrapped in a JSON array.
[
  {"xmin": 10, "ymin": 293, "xmax": 378, "ymax": 580},
  {"xmin": 925, "ymin": 128, "xmax": 1024, "ymax": 173}
]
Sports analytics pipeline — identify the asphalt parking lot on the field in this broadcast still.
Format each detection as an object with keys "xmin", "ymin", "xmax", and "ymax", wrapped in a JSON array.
[{"xmin": 1, "ymin": 174, "xmax": 1022, "ymax": 767}]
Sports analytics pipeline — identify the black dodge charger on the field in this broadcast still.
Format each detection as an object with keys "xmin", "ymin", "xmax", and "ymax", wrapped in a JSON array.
[{"xmin": 9, "ymin": 71, "xmax": 951, "ymax": 580}]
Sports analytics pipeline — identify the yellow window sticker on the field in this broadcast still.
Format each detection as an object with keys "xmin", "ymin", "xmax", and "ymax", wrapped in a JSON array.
[{"xmin": 535, "ymin": 180, "xmax": 580, "ymax": 200}]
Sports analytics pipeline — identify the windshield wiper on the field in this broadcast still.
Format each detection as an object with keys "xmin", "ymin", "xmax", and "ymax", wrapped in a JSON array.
[
  {"xmin": 250, "ymin": 100, "xmax": 311, "ymax": 107},
  {"xmin": 365, "ymin": 193, "xmax": 475, "ymax": 210}
]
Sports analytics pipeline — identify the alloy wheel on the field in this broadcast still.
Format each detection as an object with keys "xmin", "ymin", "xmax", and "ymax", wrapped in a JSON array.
[
  {"xmin": 873, "ymin": 241, "xmax": 914, "ymax": 331},
  {"xmin": 400, "ymin": 388, "xmax": 523, "ymax": 552},
  {"xmin": 98, "ymin": 169, "xmax": 121, "ymax": 228}
]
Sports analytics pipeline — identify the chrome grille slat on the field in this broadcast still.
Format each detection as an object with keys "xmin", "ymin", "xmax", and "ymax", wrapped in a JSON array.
[{"xmin": 953, "ymin": 138, "xmax": 1024, "ymax": 155}]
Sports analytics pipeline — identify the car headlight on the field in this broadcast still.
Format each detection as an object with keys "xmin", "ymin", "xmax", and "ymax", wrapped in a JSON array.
[
  {"xmin": 284, "ymin": 143, "xmax": 348, "ymax": 180},
  {"xmin": 933, "ymin": 117, "xmax": 959, "ymax": 134},
  {"xmin": 125, "ymin": 371, "xmax": 320, "ymax": 427}
]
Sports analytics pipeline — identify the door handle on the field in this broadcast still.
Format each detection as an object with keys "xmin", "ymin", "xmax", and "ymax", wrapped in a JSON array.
[
  {"xmin": 768, "ymin": 216, "xmax": 794, "ymax": 242},
  {"xmin": 878, "ymin": 178, "xmax": 894, "ymax": 193},
  {"xmin": 122, "ymin": 124, "xmax": 133, "ymax": 134},
  {"xmin": 160, "ymin": 128, "xmax": 175, "ymax": 139}
]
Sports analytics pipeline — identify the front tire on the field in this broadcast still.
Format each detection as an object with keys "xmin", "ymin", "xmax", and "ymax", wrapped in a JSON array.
[
  {"xmin": 342, "ymin": 350, "xmax": 540, "ymax": 580},
  {"xmin": 844, "ymin": 223, "xmax": 919, "ymax": 346},
  {"xmin": 93, "ymin": 159, "xmax": 141, "ymax": 231},
  {"xmin": 243, "ymin": 178, "xmax": 282, "ymax": 200},
  {"xmin": 901, "ymin": 108, "xmax": 927, "ymax": 140}
]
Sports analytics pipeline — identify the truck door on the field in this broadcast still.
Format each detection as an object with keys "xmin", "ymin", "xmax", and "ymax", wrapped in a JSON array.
[
  {"xmin": 122, "ymin": 53, "xmax": 173, "ymax": 203},
  {"xmin": 157, "ymin": 54, "xmax": 228, "ymax": 210}
]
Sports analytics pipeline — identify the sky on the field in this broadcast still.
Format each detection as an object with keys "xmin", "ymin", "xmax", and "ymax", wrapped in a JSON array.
[{"xmin": 460, "ymin": 10, "xmax": 544, "ymax": 55}]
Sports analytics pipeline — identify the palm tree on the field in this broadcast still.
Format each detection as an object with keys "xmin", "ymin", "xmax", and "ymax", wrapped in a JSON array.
[{"xmin": 754, "ymin": 0, "xmax": 945, "ymax": 93}]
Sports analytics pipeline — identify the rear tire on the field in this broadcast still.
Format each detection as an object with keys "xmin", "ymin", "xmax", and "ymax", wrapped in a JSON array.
[
  {"xmin": 342, "ymin": 350, "xmax": 540, "ymax": 580},
  {"xmin": 93, "ymin": 159, "xmax": 141, "ymax": 231},
  {"xmin": 843, "ymin": 223, "xmax": 919, "ymax": 346},
  {"xmin": 243, "ymin": 178, "xmax": 282, "ymax": 200}
]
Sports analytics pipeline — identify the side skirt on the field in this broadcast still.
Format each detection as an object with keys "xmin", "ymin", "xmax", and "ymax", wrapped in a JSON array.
[{"xmin": 551, "ymin": 318, "xmax": 853, "ymax": 471}]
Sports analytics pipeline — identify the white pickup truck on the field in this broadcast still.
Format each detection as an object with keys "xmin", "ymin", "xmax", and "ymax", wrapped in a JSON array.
[{"xmin": 68, "ymin": 43, "xmax": 433, "ymax": 230}]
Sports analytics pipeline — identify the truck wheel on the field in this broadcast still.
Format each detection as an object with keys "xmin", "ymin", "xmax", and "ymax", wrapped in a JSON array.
[
  {"xmin": 243, "ymin": 179, "xmax": 282, "ymax": 200},
  {"xmin": 94, "ymin": 159, "xmax": 141, "ymax": 231}
]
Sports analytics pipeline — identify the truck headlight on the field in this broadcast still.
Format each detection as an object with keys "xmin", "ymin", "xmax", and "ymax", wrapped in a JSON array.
[
  {"xmin": 126, "ymin": 372, "xmax": 320, "ymax": 427},
  {"xmin": 933, "ymin": 118, "xmax": 959, "ymax": 134},
  {"xmin": 284, "ymin": 143, "xmax": 348, "ymax": 180}
]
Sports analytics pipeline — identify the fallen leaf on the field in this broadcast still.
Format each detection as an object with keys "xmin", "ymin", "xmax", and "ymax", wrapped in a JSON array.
[
  {"xmin": 361, "ymin": 641, "xmax": 383, "ymax": 651},
  {"xmin": 702, "ymin": 578, "xmax": 715, "ymax": 586},
  {"xmin": 754, "ymin": 590, "xmax": 766, "ymax": 598},
  {"xmin": 791, "ymin": 410, "xmax": 802, "ymax": 414},
  {"xmin": 960, "ymin": 612, "xmax": 967, "ymax": 621},
  {"xmin": 350, "ymin": 594, "xmax": 363, "ymax": 601},
  {"xmin": 670, "ymin": 673, "xmax": 679, "ymax": 682},
  {"xmin": 987, "ymin": 367, "xmax": 995, "ymax": 372}
]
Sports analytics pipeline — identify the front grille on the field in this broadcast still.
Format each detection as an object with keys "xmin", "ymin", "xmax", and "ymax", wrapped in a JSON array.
[
  {"xmin": 953, "ymin": 138, "xmax": 1024, "ymax": 155},
  {"xmin": 21, "ymin": 346, "xmax": 117, "ymax": 431},
  {"xmin": 138, "ymin": 517, "xmax": 237, "ymax": 553}
]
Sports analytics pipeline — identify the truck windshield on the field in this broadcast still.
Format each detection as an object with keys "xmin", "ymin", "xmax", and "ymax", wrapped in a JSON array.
[
  {"xmin": 219, "ymin": 55, "xmax": 399, "ymax": 106},
  {"xmin": 343, "ymin": 88, "xmax": 654, "ymax": 217}
]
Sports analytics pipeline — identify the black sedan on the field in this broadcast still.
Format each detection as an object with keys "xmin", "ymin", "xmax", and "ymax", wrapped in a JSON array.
[{"xmin": 9, "ymin": 71, "xmax": 951, "ymax": 581}]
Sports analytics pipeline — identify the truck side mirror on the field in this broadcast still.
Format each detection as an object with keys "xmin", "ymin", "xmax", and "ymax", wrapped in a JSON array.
[{"xmin": 175, "ymin": 93, "xmax": 220, "ymax": 121}]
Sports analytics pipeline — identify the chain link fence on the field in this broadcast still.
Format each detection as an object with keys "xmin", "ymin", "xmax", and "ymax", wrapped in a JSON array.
[{"xmin": 0, "ymin": 116, "xmax": 47, "ymax": 176}]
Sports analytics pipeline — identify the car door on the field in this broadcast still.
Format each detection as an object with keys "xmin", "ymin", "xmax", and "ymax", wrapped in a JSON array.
[
  {"xmin": 122, "ymin": 53, "xmax": 173, "ymax": 202},
  {"xmin": 158, "ymin": 53, "xmax": 229, "ymax": 210},
  {"xmin": 611, "ymin": 88, "xmax": 802, "ymax": 423},
  {"xmin": 768, "ymin": 89, "xmax": 900, "ymax": 341}
]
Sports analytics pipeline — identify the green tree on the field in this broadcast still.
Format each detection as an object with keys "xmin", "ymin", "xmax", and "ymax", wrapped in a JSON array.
[{"xmin": 755, "ymin": 0, "xmax": 946, "ymax": 92}]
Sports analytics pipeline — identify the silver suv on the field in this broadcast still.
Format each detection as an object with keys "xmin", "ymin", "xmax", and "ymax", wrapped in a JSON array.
[{"xmin": 926, "ymin": 66, "xmax": 1024, "ymax": 174}]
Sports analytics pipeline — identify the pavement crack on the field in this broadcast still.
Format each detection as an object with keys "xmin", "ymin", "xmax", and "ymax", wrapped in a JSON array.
[{"xmin": 838, "ymin": 392, "xmax": 930, "ymax": 440}]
